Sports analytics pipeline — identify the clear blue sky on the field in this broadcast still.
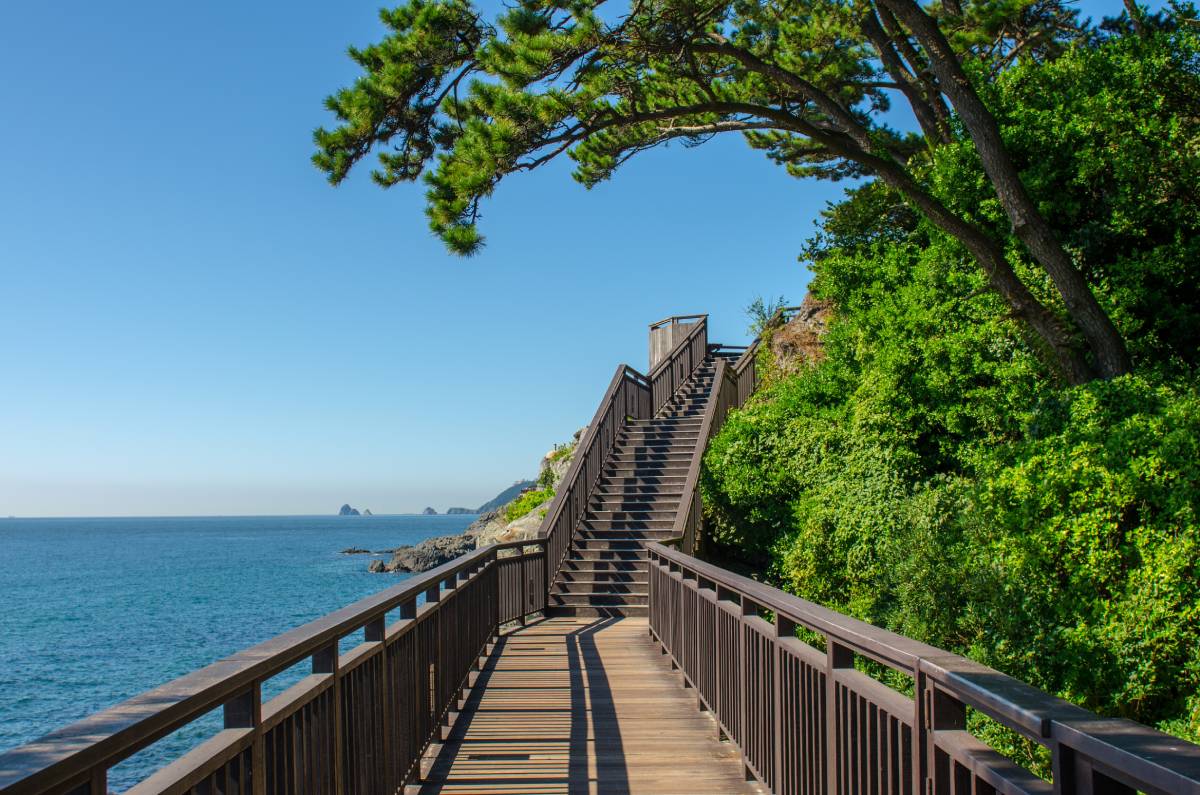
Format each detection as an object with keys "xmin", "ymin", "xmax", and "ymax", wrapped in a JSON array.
[{"xmin": 0, "ymin": 0, "xmax": 1138, "ymax": 517}]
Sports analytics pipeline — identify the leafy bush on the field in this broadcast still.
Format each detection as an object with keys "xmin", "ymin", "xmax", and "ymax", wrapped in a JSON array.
[
  {"xmin": 504, "ymin": 487, "xmax": 555, "ymax": 522},
  {"xmin": 702, "ymin": 25, "xmax": 1200, "ymax": 750}
]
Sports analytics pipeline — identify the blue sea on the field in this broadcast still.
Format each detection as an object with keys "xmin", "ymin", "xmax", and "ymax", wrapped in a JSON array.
[{"xmin": 0, "ymin": 514, "xmax": 477, "ymax": 791}]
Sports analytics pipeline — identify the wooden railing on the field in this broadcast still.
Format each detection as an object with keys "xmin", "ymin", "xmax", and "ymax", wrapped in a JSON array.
[
  {"xmin": 538, "ymin": 315, "xmax": 710, "ymax": 584},
  {"xmin": 537, "ymin": 364, "xmax": 651, "ymax": 582},
  {"xmin": 669, "ymin": 357, "xmax": 738, "ymax": 555},
  {"xmin": 648, "ymin": 315, "xmax": 708, "ymax": 413},
  {"xmin": 671, "ymin": 308, "xmax": 801, "ymax": 556},
  {"xmin": 0, "ymin": 540, "xmax": 546, "ymax": 795},
  {"xmin": 648, "ymin": 542, "xmax": 1200, "ymax": 795}
]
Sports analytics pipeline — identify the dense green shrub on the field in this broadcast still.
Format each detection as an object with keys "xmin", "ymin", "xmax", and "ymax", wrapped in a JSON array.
[
  {"xmin": 702, "ymin": 24, "xmax": 1200, "ymax": 747},
  {"xmin": 504, "ymin": 487, "xmax": 554, "ymax": 522}
]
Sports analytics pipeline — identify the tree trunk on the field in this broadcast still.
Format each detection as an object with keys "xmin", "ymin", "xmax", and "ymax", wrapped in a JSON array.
[
  {"xmin": 879, "ymin": 0, "xmax": 1134, "ymax": 379},
  {"xmin": 868, "ymin": 159, "xmax": 1097, "ymax": 384}
]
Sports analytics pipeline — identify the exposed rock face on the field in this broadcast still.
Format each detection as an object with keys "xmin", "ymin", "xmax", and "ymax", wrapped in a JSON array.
[
  {"xmin": 367, "ymin": 558, "xmax": 387, "ymax": 573},
  {"xmin": 380, "ymin": 534, "xmax": 476, "ymax": 573},
  {"xmin": 445, "ymin": 507, "xmax": 474, "ymax": 515},
  {"xmin": 769, "ymin": 293, "xmax": 833, "ymax": 374},
  {"xmin": 338, "ymin": 504, "xmax": 361, "ymax": 516},
  {"xmin": 421, "ymin": 507, "xmax": 437, "ymax": 515}
]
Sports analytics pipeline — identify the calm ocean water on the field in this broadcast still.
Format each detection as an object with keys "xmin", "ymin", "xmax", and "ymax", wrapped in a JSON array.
[{"xmin": 0, "ymin": 513, "xmax": 476, "ymax": 791}]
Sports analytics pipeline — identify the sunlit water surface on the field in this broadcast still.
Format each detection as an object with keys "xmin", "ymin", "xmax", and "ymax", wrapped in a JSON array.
[{"xmin": 0, "ymin": 514, "xmax": 476, "ymax": 791}]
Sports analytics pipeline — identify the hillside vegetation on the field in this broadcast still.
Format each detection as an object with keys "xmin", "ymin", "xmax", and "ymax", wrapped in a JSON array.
[{"xmin": 701, "ymin": 20, "xmax": 1200, "ymax": 760}]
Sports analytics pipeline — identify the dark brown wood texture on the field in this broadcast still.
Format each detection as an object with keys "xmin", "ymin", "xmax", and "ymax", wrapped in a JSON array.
[
  {"xmin": 415, "ymin": 616, "xmax": 761, "ymax": 794},
  {"xmin": 648, "ymin": 542, "xmax": 1200, "ymax": 795}
]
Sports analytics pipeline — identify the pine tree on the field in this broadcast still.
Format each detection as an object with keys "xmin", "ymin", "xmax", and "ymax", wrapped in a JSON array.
[{"xmin": 313, "ymin": 0, "xmax": 1134, "ymax": 383}]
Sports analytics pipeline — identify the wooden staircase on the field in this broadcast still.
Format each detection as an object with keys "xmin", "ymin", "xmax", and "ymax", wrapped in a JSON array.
[{"xmin": 547, "ymin": 358, "xmax": 719, "ymax": 616}]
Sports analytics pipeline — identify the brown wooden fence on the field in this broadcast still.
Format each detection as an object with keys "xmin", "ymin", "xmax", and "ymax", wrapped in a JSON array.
[
  {"xmin": 671, "ymin": 307, "xmax": 802, "ymax": 555},
  {"xmin": 648, "ymin": 542, "xmax": 1200, "ymax": 795},
  {"xmin": 0, "ymin": 540, "xmax": 546, "ymax": 795},
  {"xmin": 537, "ymin": 315, "xmax": 709, "ymax": 579}
]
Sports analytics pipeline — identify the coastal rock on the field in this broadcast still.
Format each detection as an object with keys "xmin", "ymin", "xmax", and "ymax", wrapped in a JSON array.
[
  {"xmin": 367, "ymin": 558, "xmax": 387, "ymax": 573},
  {"xmin": 378, "ymin": 534, "xmax": 476, "ymax": 573},
  {"xmin": 421, "ymin": 507, "xmax": 437, "ymax": 515},
  {"xmin": 341, "ymin": 547, "xmax": 370, "ymax": 554},
  {"xmin": 769, "ymin": 293, "xmax": 832, "ymax": 374},
  {"xmin": 338, "ymin": 504, "xmax": 361, "ymax": 516},
  {"xmin": 362, "ymin": 431, "xmax": 581, "ymax": 574}
]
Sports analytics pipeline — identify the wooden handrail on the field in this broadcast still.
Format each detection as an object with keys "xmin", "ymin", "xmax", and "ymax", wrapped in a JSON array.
[
  {"xmin": 668, "ymin": 358, "xmax": 736, "ymax": 555},
  {"xmin": 647, "ymin": 316, "xmax": 708, "ymax": 414},
  {"xmin": 0, "ymin": 539, "xmax": 547, "ymax": 795},
  {"xmin": 647, "ymin": 316, "xmax": 707, "ymax": 381},
  {"xmin": 537, "ymin": 363, "xmax": 651, "ymax": 584},
  {"xmin": 648, "ymin": 313, "xmax": 707, "ymax": 330},
  {"xmin": 647, "ymin": 542, "xmax": 1200, "ymax": 795}
]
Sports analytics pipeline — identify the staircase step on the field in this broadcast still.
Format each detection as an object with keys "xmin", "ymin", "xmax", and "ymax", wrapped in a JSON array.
[
  {"xmin": 578, "ymin": 533, "xmax": 676, "ymax": 545},
  {"xmin": 544, "ymin": 604, "xmax": 648, "ymax": 618},
  {"xmin": 589, "ymin": 499, "xmax": 682, "ymax": 511},
  {"xmin": 554, "ymin": 581, "xmax": 647, "ymax": 594},
  {"xmin": 623, "ymin": 420, "xmax": 703, "ymax": 429},
  {"xmin": 549, "ymin": 592, "xmax": 648, "ymax": 607},
  {"xmin": 609, "ymin": 453, "xmax": 695, "ymax": 463},
  {"xmin": 604, "ymin": 467, "xmax": 691, "ymax": 477},
  {"xmin": 572, "ymin": 538, "xmax": 652, "ymax": 551},
  {"xmin": 581, "ymin": 519, "xmax": 675, "ymax": 532},
  {"xmin": 567, "ymin": 548, "xmax": 649, "ymax": 561},
  {"xmin": 597, "ymin": 477, "xmax": 686, "ymax": 488},
  {"xmin": 554, "ymin": 574, "xmax": 648, "ymax": 586},
  {"xmin": 560, "ymin": 557, "xmax": 644, "ymax": 570},
  {"xmin": 584, "ymin": 509, "xmax": 678, "ymax": 520}
]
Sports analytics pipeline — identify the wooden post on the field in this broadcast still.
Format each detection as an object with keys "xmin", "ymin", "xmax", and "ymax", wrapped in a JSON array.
[
  {"xmin": 774, "ymin": 615, "xmax": 797, "ymax": 794},
  {"xmin": 223, "ymin": 684, "xmax": 264, "ymax": 795},
  {"xmin": 826, "ymin": 640, "xmax": 853, "ymax": 795},
  {"xmin": 314, "ymin": 642, "xmax": 342, "ymax": 795}
]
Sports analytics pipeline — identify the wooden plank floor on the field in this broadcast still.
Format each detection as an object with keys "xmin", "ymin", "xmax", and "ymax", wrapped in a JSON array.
[{"xmin": 415, "ymin": 616, "xmax": 762, "ymax": 794}]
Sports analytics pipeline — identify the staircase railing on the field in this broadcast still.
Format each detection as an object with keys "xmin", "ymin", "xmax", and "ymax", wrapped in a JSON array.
[
  {"xmin": 537, "ymin": 364, "xmax": 652, "ymax": 584},
  {"xmin": 648, "ymin": 315, "xmax": 708, "ymax": 413},
  {"xmin": 671, "ymin": 306, "xmax": 803, "ymax": 555},
  {"xmin": 539, "ymin": 314, "xmax": 713, "ymax": 588},
  {"xmin": 669, "ymin": 358, "xmax": 738, "ymax": 555},
  {"xmin": 647, "ymin": 541, "xmax": 1200, "ymax": 795},
  {"xmin": 0, "ymin": 540, "xmax": 546, "ymax": 795}
]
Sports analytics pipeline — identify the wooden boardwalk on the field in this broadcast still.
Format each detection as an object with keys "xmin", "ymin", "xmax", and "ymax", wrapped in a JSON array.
[{"xmin": 415, "ymin": 616, "xmax": 762, "ymax": 794}]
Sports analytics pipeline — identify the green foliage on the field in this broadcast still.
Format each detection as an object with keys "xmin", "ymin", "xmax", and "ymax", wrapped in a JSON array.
[
  {"xmin": 504, "ymin": 487, "xmax": 555, "ymax": 522},
  {"xmin": 314, "ymin": 0, "xmax": 1087, "ymax": 253},
  {"xmin": 702, "ymin": 24, "xmax": 1200, "ymax": 758},
  {"xmin": 547, "ymin": 441, "xmax": 576, "ymax": 464},
  {"xmin": 745, "ymin": 295, "xmax": 790, "ymax": 336}
]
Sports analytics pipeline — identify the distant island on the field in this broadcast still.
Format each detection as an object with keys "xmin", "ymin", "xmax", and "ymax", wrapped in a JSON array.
[
  {"xmin": 421, "ymin": 507, "xmax": 437, "ymax": 515},
  {"xmin": 446, "ymin": 507, "xmax": 474, "ymax": 514},
  {"xmin": 338, "ymin": 504, "xmax": 372, "ymax": 516}
]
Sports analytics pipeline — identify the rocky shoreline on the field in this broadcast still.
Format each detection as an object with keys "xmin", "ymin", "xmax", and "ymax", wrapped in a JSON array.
[{"xmin": 351, "ymin": 429, "xmax": 582, "ymax": 574}]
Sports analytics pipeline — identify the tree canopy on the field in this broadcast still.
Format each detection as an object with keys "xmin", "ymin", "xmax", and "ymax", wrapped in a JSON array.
[{"xmin": 313, "ymin": 0, "xmax": 1153, "ymax": 382}]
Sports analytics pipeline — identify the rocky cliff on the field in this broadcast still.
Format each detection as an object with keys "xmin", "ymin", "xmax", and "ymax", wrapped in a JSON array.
[
  {"xmin": 768, "ymin": 293, "xmax": 832, "ymax": 374},
  {"xmin": 367, "ymin": 429, "xmax": 584, "ymax": 574}
]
